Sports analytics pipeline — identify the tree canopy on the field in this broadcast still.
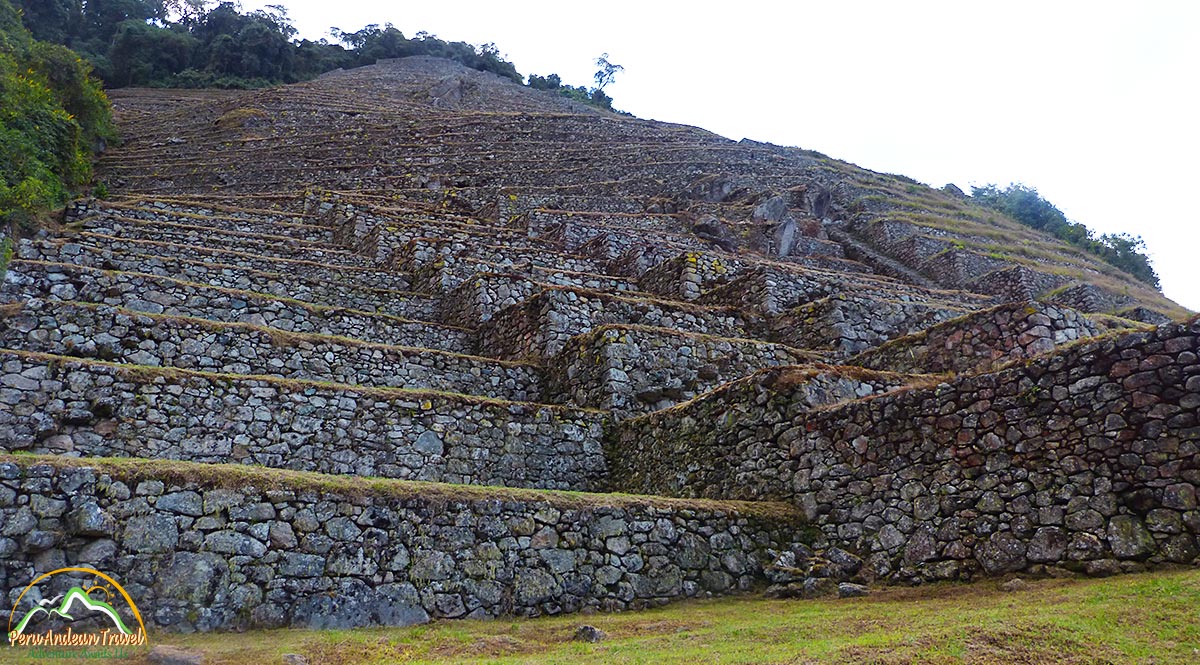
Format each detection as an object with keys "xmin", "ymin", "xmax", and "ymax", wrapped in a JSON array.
[
  {"xmin": 13, "ymin": 2, "xmax": 527, "ymax": 89},
  {"xmin": 1, "ymin": 0, "xmax": 114, "ymax": 228},
  {"xmin": 971, "ymin": 183, "xmax": 1160, "ymax": 289}
]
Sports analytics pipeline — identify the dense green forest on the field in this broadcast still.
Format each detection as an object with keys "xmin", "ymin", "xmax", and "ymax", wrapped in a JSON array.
[
  {"xmin": 970, "ymin": 183, "xmax": 1160, "ymax": 288},
  {"xmin": 15, "ymin": 0, "xmax": 521, "ymax": 88},
  {"xmin": 1, "ymin": 0, "xmax": 113, "ymax": 229},
  {"xmin": 15, "ymin": 0, "xmax": 617, "ymax": 108}
]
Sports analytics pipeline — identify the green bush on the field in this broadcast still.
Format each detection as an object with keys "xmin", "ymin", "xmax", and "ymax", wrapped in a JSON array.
[
  {"xmin": 0, "ymin": 0, "xmax": 112, "ymax": 228},
  {"xmin": 971, "ymin": 183, "xmax": 1160, "ymax": 288}
]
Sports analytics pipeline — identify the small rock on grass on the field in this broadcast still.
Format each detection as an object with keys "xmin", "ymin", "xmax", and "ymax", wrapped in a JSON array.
[
  {"xmin": 282, "ymin": 655, "xmax": 309, "ymax": 665},
  {"xmin": 837, "ymin": 582, "xmax": 869, "ymax": 598},
  {"xmin": 148, "ymin": 645, "xmax": 204, "ymax": 665},
  {"xmin": 574, "ymin": 625, "xmax": 607, "ymax": 643},
  {"xmin": 1000, "ymin": 578, "xmax": 1031, "ymax": 592}
]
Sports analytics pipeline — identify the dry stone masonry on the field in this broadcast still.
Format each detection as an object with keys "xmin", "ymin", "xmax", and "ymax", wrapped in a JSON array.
[{"xmin": 0, "ymin": 56, "xmax": 1194, "ymax": 633}]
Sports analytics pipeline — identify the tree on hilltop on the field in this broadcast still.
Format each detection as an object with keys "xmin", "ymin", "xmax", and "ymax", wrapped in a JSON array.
[{"xmin": 593, "ymin": 52, "xmax": 622, "ymax": 91}]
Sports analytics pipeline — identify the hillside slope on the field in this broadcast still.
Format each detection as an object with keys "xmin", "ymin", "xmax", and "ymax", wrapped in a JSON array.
[
  {"xmin": 1, "ymin": 56, "xmax": 1195, "ymax": 635},
  {"xmin": 99, "ymin": 56, "xmax": 1186, "ymax": 320}
]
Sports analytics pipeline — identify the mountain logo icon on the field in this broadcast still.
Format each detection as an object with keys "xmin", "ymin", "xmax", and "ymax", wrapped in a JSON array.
[{"xmin": 7, "ymin": 567, "xmax": 148, "ymax": 650}]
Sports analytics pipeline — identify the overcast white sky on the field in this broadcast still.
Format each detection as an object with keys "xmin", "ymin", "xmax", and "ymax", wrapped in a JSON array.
[{"xmin": 241, "ymin": 0, "xmax": 1200, "ymax": 311}]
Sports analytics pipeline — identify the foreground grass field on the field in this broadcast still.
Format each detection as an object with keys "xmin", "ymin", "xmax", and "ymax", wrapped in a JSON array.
[{"xmin": 116, "ymin": 568, "xmax": 1200, "ymax": 664}]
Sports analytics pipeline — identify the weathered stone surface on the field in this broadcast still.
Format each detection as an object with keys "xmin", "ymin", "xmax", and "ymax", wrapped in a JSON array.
[
  {"xmin": 0, "ymin": 56, "xmax": 1193, "ymax": 638},
  {"xmin": 0, "ymin": 459, "xmax": 804, "ymax": 632},
  {"xmin": 0, "ymin": 352, "xmax": 606, "ymax": 492},
  {"xmin": 613, "ymin": 316, "xmax": 1200, "ymax": 582}
]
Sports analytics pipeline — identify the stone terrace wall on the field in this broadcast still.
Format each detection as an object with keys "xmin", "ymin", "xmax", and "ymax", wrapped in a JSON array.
[
  {"xmin": 82, "ymin": 216, "xmax": 370, "ymax": 268},
  {"xmin": 850, "ymin": 301, "xmax": 1101, "ymax": 375},
  {"xmin": 441, "ymin": 273, "xmax": 541, "ymax": 328},
  {"xmin": 19, "ymin": 237, "xmax": 411, "ymax": 292},
  {"xmin": 1048, "ymin": 283, "xmax": 1137, "ymax": 316},
  {"xmin": 1, "ymin": 301, "xmax": 541, "ymax": 403},
  {"xmin": 970, "ymin": 265, "xmax": 1070, "ymax": 303},
  {"xmin": 3, "ymin": 261, "xmax": 471, "ymax": 353},
  {"xmin": 639, "ymin": 252, "xmax": 738, "ymax": 302},
  {"xmin": 477, "ymin": 288, "xmax": 761, "ymax": 361},
  {"xmin": 0, "ymin": 459, "xmax": 806, "ymax": 631},
  {"xmin": 545, "ymin": 325, "xmax": 816, "ymax": 417},
  {"xmin": 18, "ymin": 240, "xmax": 434, "ymax": 320},
  {"xmin": 771, "ymin": 294, "xmax": 969, "ymax": 358},
  {"xmin": 0, "ymin": 352, "xmax": 605, "ymax": 491},
  {"xmin": 610, "ymin": 366, "xmax": 913, "ymax": 500},
  {"xmin": 616, "ymin": 318, "xmax": 1200, "ymax": 582}
]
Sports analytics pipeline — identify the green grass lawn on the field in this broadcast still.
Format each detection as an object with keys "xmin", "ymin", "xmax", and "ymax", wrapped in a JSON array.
[{"xmin": 15, "ymin": 568, "xmax": 1200, "ymax": 664}]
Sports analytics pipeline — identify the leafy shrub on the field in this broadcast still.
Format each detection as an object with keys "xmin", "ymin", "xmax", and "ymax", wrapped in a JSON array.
[
  {"xmin": 526, "ymin": 72, "xmax": 617, "ymax": 111},
  {"xmin": 1, "ymin": 0, "xmax": 112, "ymax": 227}
]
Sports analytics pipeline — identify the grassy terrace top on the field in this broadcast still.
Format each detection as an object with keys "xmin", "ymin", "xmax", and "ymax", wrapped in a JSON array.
[
  {"xmin": 131, "ymin": 569, "xmax": 1200, "ymax": 663},
  {"xmin": 0, "ymin": 454, "xmax": 804, "ymax": 520}
]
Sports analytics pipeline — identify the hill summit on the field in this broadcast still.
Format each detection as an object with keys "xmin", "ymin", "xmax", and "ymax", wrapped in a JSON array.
[{"xmin": 1, "ymin": 56, "xmax": 1196, "ymax": 633}]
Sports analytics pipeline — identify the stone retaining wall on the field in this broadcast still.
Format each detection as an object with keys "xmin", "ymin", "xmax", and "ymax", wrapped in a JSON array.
[
  {"xmin": 82, "ymin": 217, "xmax": 369, "ymax": 268},
  {"xmin": 610, "ymin": 366, "xmax": 913, "ymax": 499},
  {"xmin": 477, "ymin": 288, "xmax": 760, "ymax": 361},
  {"xmin": 17, "ymin": 240, "xmax": 433, "ymax": 320},
  {"xmin": 545, "ymin": 325, "xmax": 815, "ymax": 416},
  {"xmin": 1, "ymin": 301, "xmax": 541, "ymax": 402},
  {"xmin": 771, "ymin": 294, "xmax": 969, "ymax": 358},
  {"xmin": 442, "ymin": 273, "xmax": 542, "ymax": 327},
  {"xmin": 0, "ymin": 352, "xmax": 604, "ymax": 490},
  {"xmin": 639, "ymin": 252, "xmax": 738, "ymax": 301},
  {"xmin": 850, "ymin": 301, "xmax": 1101, "ymax": 375},
  {"xmin": 1048, "ymin": 283, "xmax": 1137, "ymax": 316},
  {"xmin": 0, "ymin": 459, "xmax": 806, "ymax": 631},
  {"xmin": 3, "ymin": 261, "xmax": 471, "ymax": 353},
  {"xmin": 917, "ymin": 249, "xmax": 1011, "ymax": 290},
  {"xmin": 96, "ymin": 205, "xmax": 333, "ymax": 243},
  {"xmin": 970, "ymin": 265, "xmax": 1070, "ymax": 303},
  {"xmin": 29, "ymin": 235, "xmax": 409, "ymax": 291},
  {"xmin": 613, "ymin": 318, "xmax": 1200, "ymax": 582}
]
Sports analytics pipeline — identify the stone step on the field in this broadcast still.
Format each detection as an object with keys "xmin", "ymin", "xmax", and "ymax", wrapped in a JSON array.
[
  {"xmin": 78, "ymin": 216, "xmax": 373, "ymax": 267},
  {"xmin": 1, "ymin": 301, "xmax": 542, "ymax": 403},
  {"xmin": 93, "ymin": 202, "xmax": 336, "ymax": 243},
  {"xmin": 848, "ymin": 301, "xmax": 1105, "ymax": 375},
  {"xmin": 770, "ymin": 293, "xmax": 972, "ymax": 359},
  {"xmin": 0, "ymin": 350, "xmax": 604, "ymax": 490},
  {"xmin": 477, "ymin": 286, "xmax": 764, "ymax": 361},
  {"xmin": 0, "ymin": 454, "xmax": 806, "ymax": 630},
  {"xmin": 35, "ymin": 233, "xmax": 407, "ymax": 290},
  {"xmin": 18, "ymin": 239, "xmax": 433, "ymax": 319},
  {"xmin": 544, "ymin": 324, "xmax": 820, "ymax": 417},
  {"xmin": 2, "ymin": 261, "xmax": 471, "ymax": 353}
]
